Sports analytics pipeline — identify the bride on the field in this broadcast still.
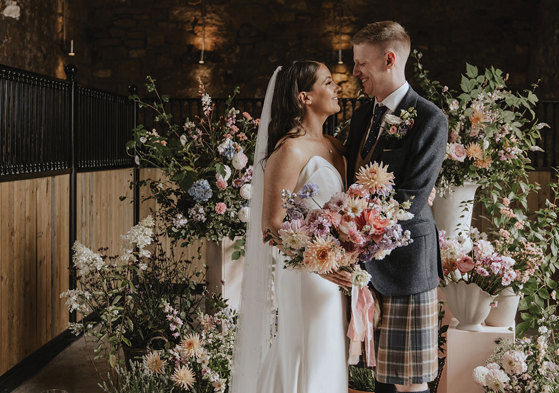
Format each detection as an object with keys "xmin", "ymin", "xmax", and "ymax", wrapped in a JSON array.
[{"xmin": 230, "ymin": 61, "xmax": 352, "ymax": 393}]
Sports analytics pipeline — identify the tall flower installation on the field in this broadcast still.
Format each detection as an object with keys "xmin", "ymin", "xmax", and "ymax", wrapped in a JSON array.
[
  {"xmin": 61, "ymin": 215, "xmax": 205, "ymax": 367},
  {"xmin": 128, "ymin": 77, "xmax": 259, "ymax": 244},
  {"xmin": 412, "ymin": 50, "xmax": 546, "ymax": 195}
]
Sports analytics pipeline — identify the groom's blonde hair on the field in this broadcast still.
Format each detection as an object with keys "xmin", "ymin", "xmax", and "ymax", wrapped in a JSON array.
[{"xmin": 352, "ymin": 21, "xmax": 411, "ymax": 62}]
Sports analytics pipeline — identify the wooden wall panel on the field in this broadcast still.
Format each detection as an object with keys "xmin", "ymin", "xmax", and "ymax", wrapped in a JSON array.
[
  {"xmin": 76, "ymin": 169, "xmax": 134, "ymax": 256},
  {"xmin": 0, "ymin": 175, "xmax": 69, "ymax": 375}
]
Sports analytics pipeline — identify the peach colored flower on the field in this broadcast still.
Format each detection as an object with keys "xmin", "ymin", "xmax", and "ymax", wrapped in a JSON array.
[
  {"xmin": 172, "ymin": 365, "xmax": 195, "ymax": 390},
  {"xmin": 216, "ymin": 178, "xmax": 227, "ymax": 189},
  {"xmin": 466, "ymin": 142, "xmax": 483, "ymax": 160},
  {"xmin": 180, "ymin": 333, "xmax": 202, "ymax": 358},
  {"xmin": 242, "ymin": 111, "xmax": 252, "ymax": 120},
  {"xmin": 355, "ymin": 162, "xmax": 395, "ymax": 196},
  {"xmin": 469, "ymin": 109, "xmax": 485, "ymax": 126},
  {"xmin": 474, "ymin": 156, "xmax": 493, "ymax": 169},
  {"xmin": 388, "ymin": 125, "xmax": 398, "ymax": 135},
  {"xmin": 143, "ymin": 351, "xmax": 167, "ymax": 375},
  {"xmin": 303, "ymin": 237, "xmax": 342, "ymax": 274}
]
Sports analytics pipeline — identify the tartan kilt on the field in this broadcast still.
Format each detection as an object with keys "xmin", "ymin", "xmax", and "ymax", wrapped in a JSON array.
[{"xmin": 370, "ymin": 287, "xmax": 439, "ymax": 385}]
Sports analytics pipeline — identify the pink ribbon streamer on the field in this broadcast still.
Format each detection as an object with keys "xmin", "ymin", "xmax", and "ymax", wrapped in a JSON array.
[{"xmin": 347, "ymin": 285, "xmax": 376, "ymax": 367}]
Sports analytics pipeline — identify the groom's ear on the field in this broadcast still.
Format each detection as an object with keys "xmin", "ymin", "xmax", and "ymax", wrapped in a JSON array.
[{"xmin": 385, "ymin": 51, "xmax": 396, "ymax": 69}]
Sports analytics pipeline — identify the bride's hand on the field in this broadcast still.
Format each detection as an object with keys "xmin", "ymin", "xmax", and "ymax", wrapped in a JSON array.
[{"xmin": 320, "ymin": 270, "xmax": 352, "ymax": 289}]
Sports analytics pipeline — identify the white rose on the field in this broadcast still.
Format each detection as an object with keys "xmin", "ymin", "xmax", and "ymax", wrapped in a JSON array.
[
  {"xmin": 397, "ymin": 210, "xmax": 414, "ymax": 221},
  {"xmin": 483, "ymin": 139, "xmax": 490, "ymax": 150},
  {"xmin": 351, "ymin": 267, "xmax": 371, "ymax": 288},
  {"xmin": 472, "ymin": 366, "xmax": 489, "ymax": 386},
  {"xmin": 240, "ymin": 184, "xmax": 252, "ymax": 200},
  {"xmin": 238, "ymin": 207, "xmax": 250, "ymax": 223},
  {"xmin": 384, "ymin": 113, "xmax": 402, "ymax": 125},
  {"xmin": 180, "ymin": 134, "xmax": 187, "ymax": 146}
]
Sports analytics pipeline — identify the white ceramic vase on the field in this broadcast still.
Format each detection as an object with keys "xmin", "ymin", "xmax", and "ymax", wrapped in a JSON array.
[
  {"xmin": 206, "ymin": 238, "xmax": 245, "ymax": 310},
  {"xmin": 485, "ymin": 287, "xmax": 520, "ymax": 327},
  {"xmin": 431, "ymin": 181, "xmax": 479, "ymax": 252},
  {"xmin": 441, "ymin": 281, "xmax": 496, "ymax": 332}
]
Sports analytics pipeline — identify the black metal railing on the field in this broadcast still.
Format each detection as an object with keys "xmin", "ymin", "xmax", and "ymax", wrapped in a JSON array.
[
  {"xmin": 0, "ymin": 66, "xmax": 71, "ymax": 177},
  {"xmin": 0, "ymin": 64, "xmax": 135, "ymax": 181},
  {"xmin": 77, "ymin": 86, "xmax": 135, "ymax": 171}
]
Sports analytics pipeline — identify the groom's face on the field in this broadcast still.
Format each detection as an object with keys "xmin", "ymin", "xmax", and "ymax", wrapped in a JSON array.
[{"xmin": 352, "ymin": 43, "xmax": 387, "ymax": 98}]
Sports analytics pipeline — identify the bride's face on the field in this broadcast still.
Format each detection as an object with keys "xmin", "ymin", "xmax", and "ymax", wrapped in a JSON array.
[{"xmin": 305, "ymin": 64, "xmax": 341, "ymax": 116}]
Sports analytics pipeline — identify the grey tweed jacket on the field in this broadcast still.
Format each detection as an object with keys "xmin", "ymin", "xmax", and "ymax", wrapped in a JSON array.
[{"xmin": 346, "ymin": 86, "xmax": 447, "ymax": 297}]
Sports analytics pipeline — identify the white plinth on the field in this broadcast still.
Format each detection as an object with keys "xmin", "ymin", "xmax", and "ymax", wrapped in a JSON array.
[
  {"xmin": 206, "ymin": 238, "xmax": 245, "ymax": 310},
  {"xmin": 440, "ymin": 318, "xmax": 514, "ymax": 393}
]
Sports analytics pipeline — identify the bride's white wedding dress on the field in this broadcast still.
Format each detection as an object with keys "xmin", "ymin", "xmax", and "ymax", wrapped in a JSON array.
[{"xmin": 257, "ymin": 155, "xmax": 348, "ymax": 393}]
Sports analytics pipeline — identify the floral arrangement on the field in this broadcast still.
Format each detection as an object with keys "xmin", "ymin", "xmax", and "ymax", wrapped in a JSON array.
[
  {"xmin": 412, "ymin": 50, "xmax": 546, "ymax": 195},
  {"xmin": 272, "ymin": 162, "xmax": 413, "ymax": 274},
  {"xmin": 439, "ymin": 228, "xmax": 527, "ymax": 296},
  {"xmin": 382, "ymin": 107, "xmax": 417, "ymax": 139},
  {"xmin": 99, "ymin": 297, "xmax": 237, "ymax": 393},
  {"xmin": 472, "ymin": 306, "xmax": 559, "ymax": 393},
  {"xmin": 128, "ymin": 77, "xmax": 259, "ymax": 244},
  {"xmin": 60, "ymin": 215, "xmax": 205, "ymax": 366}
]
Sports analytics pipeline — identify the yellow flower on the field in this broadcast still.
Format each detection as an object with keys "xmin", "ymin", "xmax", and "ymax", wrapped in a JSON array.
[
  {"xmin": 466, "ymin": 143, "xmax": 483, "ymax": 160},
  {"xmin": 143, "ymin": 351, "xmax": 166, "ymax": 375},
  {"xmin": 180, "ymin": 333, "xmax": 202, "ymax": 358},
  {"xmin": 172, "ymin": 365, "xmax": 195, "ymax": 391},
  {"xmin": 355, "ymin": 162, "xmax": 395, "ymax": 195},
  {"xmin": 303, "ymin": 237, "xmax": 342, "ymax": 274}
]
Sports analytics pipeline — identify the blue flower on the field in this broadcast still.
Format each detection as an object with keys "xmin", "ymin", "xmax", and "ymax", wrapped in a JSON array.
[
  {"xmin": 217, "ymin": 139, "xmax": 237, "ymax": 160},
  {"xmin": 188, "ymin": 179, "xmax": 213, "ymax": 202},
  {"xmin": 298, "ymin": 183, "xmax": 319, "ymax": 199}
]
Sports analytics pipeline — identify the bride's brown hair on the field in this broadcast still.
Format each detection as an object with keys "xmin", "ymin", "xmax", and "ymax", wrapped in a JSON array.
[{"xmin": 265, "ymin": 60, "xmax": 321, "ymax": 160}]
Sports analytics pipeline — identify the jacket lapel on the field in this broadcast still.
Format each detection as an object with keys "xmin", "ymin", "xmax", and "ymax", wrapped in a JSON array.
[{"xmin": 370, "ymin": 86, "xmax": 419, "ymax": 164}]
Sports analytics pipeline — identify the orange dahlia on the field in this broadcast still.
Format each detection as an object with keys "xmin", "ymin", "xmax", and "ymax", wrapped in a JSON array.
[
  {"xmin": 355, "ymin": 162, "xmax": 395, "ymax": 195},
  {"xmin": 466, "ymin": 142, "xmax": 483, "ymax": 160},
  {"xmin": 303, "ymin": 237, "xmax": 342, "ymax": 274}
]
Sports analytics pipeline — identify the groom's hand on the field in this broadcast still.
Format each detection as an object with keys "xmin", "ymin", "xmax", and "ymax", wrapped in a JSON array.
[{"xmin": 320, "ymin": 270, "xmax": 352, "ymax": 289}]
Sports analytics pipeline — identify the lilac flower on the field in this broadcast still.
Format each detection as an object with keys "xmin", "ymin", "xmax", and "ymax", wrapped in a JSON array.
[
  {"xmin": 286, "ymin": 208, "xmax": 304, "ymax": 220},
  {"xmin": 298, "ymin": 183, "xmax": 319, "ymax": 199},
  {"xmin": 308, "ymin": 216, "xmax": 332, "ymax": 237}
]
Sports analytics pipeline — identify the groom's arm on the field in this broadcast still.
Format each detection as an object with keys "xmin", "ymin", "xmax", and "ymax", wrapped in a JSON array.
[{"xmin": 394, "ymin": 108, "xmax": 447, "ymax": 216}]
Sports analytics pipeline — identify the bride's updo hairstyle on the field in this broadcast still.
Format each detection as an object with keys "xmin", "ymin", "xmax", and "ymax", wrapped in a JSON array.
[{"xmin": 266, "ymin": 60, "xmax": 321, "ymax": 159}]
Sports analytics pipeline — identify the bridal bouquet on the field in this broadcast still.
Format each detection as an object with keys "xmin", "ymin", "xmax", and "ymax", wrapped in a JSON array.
[
  {"xmin": 273, "ymin": 162, "xmax": 413, "ymax": 274},
  {"xmin": 270, "ymin": 162, "xmax": 414, "ymax": 368}
]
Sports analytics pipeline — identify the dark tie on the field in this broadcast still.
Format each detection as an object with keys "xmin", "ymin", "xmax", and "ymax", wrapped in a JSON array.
[{"xmin": 361, "ymin": 104, "xmax": 388, "ymax": 158}]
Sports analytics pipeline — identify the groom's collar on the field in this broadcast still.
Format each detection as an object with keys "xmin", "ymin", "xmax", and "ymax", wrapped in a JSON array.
[{"xmin": 374, "ymin": 81, "xmax": 410, "ymax": 112}]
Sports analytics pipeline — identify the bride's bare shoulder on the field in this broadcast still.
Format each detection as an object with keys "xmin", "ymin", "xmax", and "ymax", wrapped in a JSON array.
[{"xmin": 267, "ymin": 136, "xmax": 307, "ymax": 171}]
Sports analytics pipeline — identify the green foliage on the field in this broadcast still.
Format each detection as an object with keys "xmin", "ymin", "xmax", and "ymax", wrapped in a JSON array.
[
  {"xmin": 348, "ymin": 365, "xmax": 375, "ymax": 392},
  {"xmin": 99, "ymin": 362, "xmax": 174, "ymax": 393}
]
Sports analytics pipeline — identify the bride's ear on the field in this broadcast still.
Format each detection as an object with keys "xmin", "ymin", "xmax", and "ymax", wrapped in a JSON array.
[{"xmin": 298, "ymin": 91, "xmax": 312, "ymax": 106}]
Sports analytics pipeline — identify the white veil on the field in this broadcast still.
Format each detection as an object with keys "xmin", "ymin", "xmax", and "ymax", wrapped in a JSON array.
[{"xmin": 229, "ymin": 66, "xmax": 281, "ymax": 393}]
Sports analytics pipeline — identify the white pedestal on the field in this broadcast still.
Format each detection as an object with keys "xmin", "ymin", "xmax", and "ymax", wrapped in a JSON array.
[
  {"xmin": 440, "ymin": 318, "xmax": 514, "ymax": 393},
  {"xmin": 206, "ymin": 238, "xmax": 245, "ymax": 310}
]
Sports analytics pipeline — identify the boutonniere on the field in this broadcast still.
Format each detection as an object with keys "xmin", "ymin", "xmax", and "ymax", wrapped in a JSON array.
[{"xmin": 382, "ymin": 107, "xmax": 417, "ymax": 139}]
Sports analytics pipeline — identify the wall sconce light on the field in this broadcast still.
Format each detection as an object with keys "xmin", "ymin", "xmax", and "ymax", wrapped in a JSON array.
[
  {"xmin": 198, "ymin": 0, "xmax": 206, "ymax": 64},
  {"xmin": 337, "ymin": 31, "xmax": 343, "ymax": 65},
  {"xmin": 62, "ymin": 0, "xmax": 75, "ymax": 56}
]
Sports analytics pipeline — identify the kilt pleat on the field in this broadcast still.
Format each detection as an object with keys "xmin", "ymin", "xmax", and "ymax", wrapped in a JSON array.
[{"xmin": 373, "ymin": 287, "xmax": 438, "ymax": 385}]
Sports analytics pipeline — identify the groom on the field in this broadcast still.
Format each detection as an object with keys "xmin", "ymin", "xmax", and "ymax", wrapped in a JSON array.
[{"xmin": 346, "ymin": 21, "xmax": 447, "ymax": 393}]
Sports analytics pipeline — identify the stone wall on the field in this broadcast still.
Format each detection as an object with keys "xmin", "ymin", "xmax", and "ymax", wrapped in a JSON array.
[{"xmin": 1, "ymin": 0, "xmax": 558, "ymax": 100}]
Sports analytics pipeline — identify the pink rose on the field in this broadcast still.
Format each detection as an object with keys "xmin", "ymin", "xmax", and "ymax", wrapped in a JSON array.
[
  {"xmin": 231, "ymin": 125, "xmax": 239, "ymax": 133},
  {"xmin": 215, "ymin": 202, "xmax": 227, "ymax": 215},
  {"xmin": 242, "ymin": 112, "xmax": 252, "ymax": 120},
  {"xmin": 389, "ymin": 125, "xmax": 398, "ymax": 135},
  {"xmin": 216, "ymin": 178, "xmax": 227, "ymax": 189},
  {"xmin": 448, "ymin": 143, "xmax": 467, "ymax": 162},
  {"xmin": 456, "ymin": 255, "xmax": 475, "ymax": 273}
]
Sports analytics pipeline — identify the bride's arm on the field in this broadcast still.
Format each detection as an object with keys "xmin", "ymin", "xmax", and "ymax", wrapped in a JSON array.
[{"xmin": 262, "ymin": 140, "xmax": 306, "ymax": 239}]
